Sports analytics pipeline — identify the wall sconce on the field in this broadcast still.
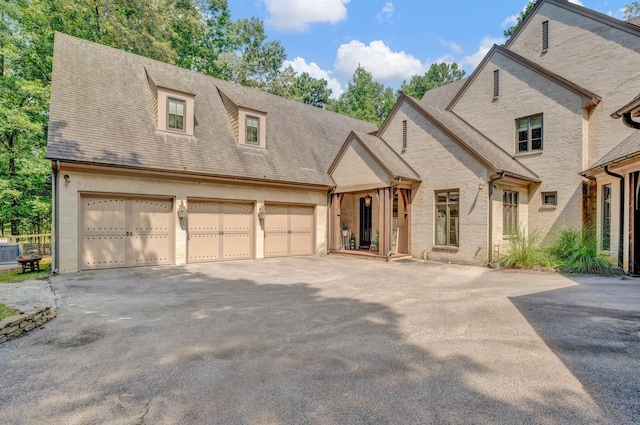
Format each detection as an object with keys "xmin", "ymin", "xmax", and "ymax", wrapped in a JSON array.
[
  {"xmin": 177, "ymin": 201, "xmax": 187, "ymax": 220},
  {"xmin": 479, "ymin": 183, "xmax": 485, "ymax": 190},
  {"xmin": 257, "ymin": 204, "xmax": 267, "ymax": 220},
  {"xmin": 63, "ymin": 174, "xmax": 71, "ymax": 184},
  {"xmin": 364, "ymin": 194, "xmax": 372, "ymax": 207}
]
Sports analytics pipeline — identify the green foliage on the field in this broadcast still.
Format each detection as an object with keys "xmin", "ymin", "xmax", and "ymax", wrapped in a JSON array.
[
  {"xmin": 0, "ymin": 303, "xmax": 20, "ymax": 320},
  {"xmin": 400, "ymin": 62, "xmax": 466, "ymax": 99},
  {"xmin": 327, "ymin": 65, "xmax": 398, "ymax": 125},
  {"xmin": 547, "ymin": 228, "xmax": 619, "ymax": 275},
  {"xmin": 624, "ymin": 2, "xmax": 640, "ymax": 19},
  {"xmin": 500, "ymin": 226, "xmax": 551, "ymax": 269},
  {"xmin": 268, "ymin": 66, "xmax": 332, "ymax": 108},
  {"xmin": 504, "ymin": 1, "xmax": 537, "ymax": 38}
]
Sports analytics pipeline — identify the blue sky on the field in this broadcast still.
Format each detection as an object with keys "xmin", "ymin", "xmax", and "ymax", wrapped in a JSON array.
[{"xmin": 227, "ymin": 0, "xmax": 631, "ymax": 97}]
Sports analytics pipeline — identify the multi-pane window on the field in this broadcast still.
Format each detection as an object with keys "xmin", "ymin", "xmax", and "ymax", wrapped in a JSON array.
[
  {"xmin": 602, "ymin": 184, "xmax": 612, "ymax": 251},
  {"xmin": 167, "ymin": 98, "xmax": 185, "ymax": 131},
  {"xmin": 246, "ymin": 116, "xmax": 259, "ymax": 144},
  {"xmin": 503, "ymin": 190, "xmax": 518, "ymax": 236},
  {"xmin": 435, "ymin": 190, "xmax": 459, "ymax": 246},
  {"xmin": 516, "ymin": 114, "xmax": 543, "ymax": 153}
]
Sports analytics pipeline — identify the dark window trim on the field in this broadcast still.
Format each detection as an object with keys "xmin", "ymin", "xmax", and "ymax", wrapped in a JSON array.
[
  {"xmin": 167, "ymin": 97, "xmax": 186, "ymax": 132},
  {"xmin": 503, "ymin": 190, "xmax": 519, "ymax": 236},
  {"xmin": 541, "ymin": 191, "xmax": 557, "ymax": 206},
  {"xmin": 435, "ymin": 189, "xmax": 460, "ymax": 247},
  {"xmin": 245, "ymin": 115, "xmax": 260, "ymax": 145},
  {"xmin": 542, "ymin": 20, "xmax": 549, "ymax": 51},
  {"xmin": 493, "ymin": 69, "xmax": 500, "ymax": 98},
  {"xmin": 602, "ymin": 184, "xmax": 612, "ymax": 251},
  {"xmin": 516, "ymin": 114, "xmax": 543, "ymax": 154}
]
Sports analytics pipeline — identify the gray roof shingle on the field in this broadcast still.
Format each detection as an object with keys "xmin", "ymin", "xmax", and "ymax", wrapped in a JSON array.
[
  {"xmin": 351, "ymin": 132, "xmax": 420, "ymax": 181},
  {"xmin": 584, "ymin": 131, "xmax": 640, "ymax": 172},
  {"xmin": 46, "ymin": 33, "xmax": 376, "ymax": 187}
]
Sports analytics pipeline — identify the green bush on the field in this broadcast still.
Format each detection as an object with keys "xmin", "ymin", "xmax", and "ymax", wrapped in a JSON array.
[
  {"xmin": 500, "ymin": 226, "xmax": 551, "ymax": 269},
  {"xmin": 547, "ymin": 228, "xmax": 619, "ymax": 275}
]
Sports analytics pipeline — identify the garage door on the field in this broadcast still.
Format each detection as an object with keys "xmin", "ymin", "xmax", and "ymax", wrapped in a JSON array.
[
  {"xmin": 187, "ymin": 200, "xmax": 253, "ymax": 263},
  {"xmin": 81, "ymin": 195, "xmax": 173, "ymax": 270},
  {"xmin": 264, "ymin": 204, "xmax": 314, "ymax": 257}
]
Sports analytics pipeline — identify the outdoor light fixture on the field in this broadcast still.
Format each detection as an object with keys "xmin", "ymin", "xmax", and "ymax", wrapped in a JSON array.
[
  {"xmin": 63, "ymin": 174, "xmax": 71, "ymax": 184},
  {"xmin": 177, "ymin": 201, "xmax": 188, "ymax": 220},
  {"xmin": 257, "ymin": 204, "xmax": 267, "ymax": 220},
  {"xmin": 364, "ymin": 194, "xmax": 372, "ymax": 207}
]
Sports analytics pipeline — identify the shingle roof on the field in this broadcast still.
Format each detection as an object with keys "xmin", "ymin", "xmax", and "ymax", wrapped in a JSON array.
[
  {"xmin": 420, "ymin": 79, "xmax": 467, "ymax": 109},
  {"xmin": 408, "ymin": 96, "xmax": 539, "ymax": 182},
  {"xmin": 584, "ymin": 131, "xmax": 640, "ymax": 173},
  {"xmin": 46, "ymin": 33, "xmax": 376, "ymax": 187},
  {"xmin": 351, "ymin": 132, "xmax": 420, "ymax": 181}
]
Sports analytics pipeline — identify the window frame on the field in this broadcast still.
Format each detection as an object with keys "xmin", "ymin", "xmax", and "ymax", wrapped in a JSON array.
[
  {"xmin": 167, "ymin": 97, "xmax": 186, "ymax": 132},
  {"xmin": 541, "ymin": 191, "xmax": 557, "ymax": 207},
  {"xmin": 245, "ymin": 115, "xmax": 260, "ymax": 145},
  {"xmin": 503, "ymin": 190, "xmax": 519, "ymax": 236},
  {"xmin": 602, "ymin": 184, "xmax": 612, "ymax": 251},
  {"xmin": 493, "ymin": 69, "xmax": 500, "ymax": 98},
  {"xmin": 435, "ymin": 189, "xmax": 460, "ymax": 247},
  {"xmin": 516, "ymin": 114, "xmax": 543, "ymax": 154}
]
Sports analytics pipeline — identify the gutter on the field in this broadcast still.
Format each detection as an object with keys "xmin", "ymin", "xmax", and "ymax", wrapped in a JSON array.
[
  {"xmin": 622, "ymin": 112, "xmax": 640, "ymax": 130},
  {"xmin": 52, "ymin": 160, "xmax": 60, "ymax": 274},
  {"xmin": 603, "ymin": 165, "xmax": 624, "ymax": 269}
]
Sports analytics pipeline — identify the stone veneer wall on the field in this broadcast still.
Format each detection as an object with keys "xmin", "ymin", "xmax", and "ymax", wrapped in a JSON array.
[{"xmin": 0, "ymin": 307, "xmax": 56, "ymax": 344}]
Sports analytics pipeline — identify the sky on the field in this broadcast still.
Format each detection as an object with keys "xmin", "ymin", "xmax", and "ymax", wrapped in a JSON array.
[{"xmin": 227, "ymin": 0, "xmax": 632, "ymax": 98}]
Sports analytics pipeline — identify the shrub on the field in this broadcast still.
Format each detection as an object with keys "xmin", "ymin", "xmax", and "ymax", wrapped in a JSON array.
[
  {"xmin": 547, "ymin": 228, "xmax": 619, "ymax": 275},
  {"xmin": 500, "ymin": 226, "xmax": 551, "ymax": 269}
]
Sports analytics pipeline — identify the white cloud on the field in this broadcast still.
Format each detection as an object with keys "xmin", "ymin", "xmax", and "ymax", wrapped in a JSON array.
[
  {"xmin": 440, "ymin": 39, "xmax": 462, "ymax": 54},
  {"xmin": 284, "ymin": 57, "xmax": 344, "ymax": 98},
  {"xmin": 568, "ymin": 0, "xmax": 583, "ymax": 5},
  {"xmin": 376, "ymin": 1, "xmax": 394, "ymax": 23},
  {"xmin": 334, "ymin": 40, "xmax": 428, "ymax": 83},
  {"xmin": 263, "ymin": 0, "xmax": 350, "ymax": 31},
  {"xmin": 461, "ymin": 36, "xmax": 505, "ymax": 70},
  {"xmin": 501, "ymin": 14, "xmax": 518, "ymax": 28}
]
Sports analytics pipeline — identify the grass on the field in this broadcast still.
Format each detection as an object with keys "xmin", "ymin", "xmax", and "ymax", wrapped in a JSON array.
[
  {"xmin": 500, "ymin": 226, "xmax": 551, "ymax": 269},
  {"xmin": 0, "ymin": 258, "xmax": 51, "ymax": 283},
  {"xmin": 0, "ymin": 304, "xmax": 21, "ymax": 320}
]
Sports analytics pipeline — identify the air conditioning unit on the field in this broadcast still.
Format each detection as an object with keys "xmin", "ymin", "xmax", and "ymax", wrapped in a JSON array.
[{"xmin": 0, "ymin": 243, "xmax": 20, "ymax": 265}]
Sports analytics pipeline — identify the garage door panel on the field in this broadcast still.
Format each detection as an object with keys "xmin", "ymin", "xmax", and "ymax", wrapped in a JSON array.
[
  {"xmin": 290, "ymin": 232, "xmax": 313, "ymax": 255},
  {"xmin": 82, "ymin": 235, "xmax": 127, "ymax": 269},
  {"xmin": 264, "ymin": 205, "xmax": 288, "ymax": 232},
  {"xmin": 188, "ymin": 202, "xmax": 220, "ymax": 233},
  {"xmin": 265, "ymin": 233, "xmax": 288, "ymax": 257},
  {"xmin": 83, "ymin": 198, "xmax": 127, "ymax": 235},
  {"xmin": 265, "ymin": 205, "xmax": 315, "ymax": 258},
  {"xmin": 188, "ymin": 234, "xmax": 220, "ymax": 262},
  {"xmin": 131, "ymin": 234, "xmax": 171, "ymax": 266},
  {"xmin": 222, "ymin": 234, "xmax": 252, "ymax": 259},
  {"xmin": 132, "ymin": 199, "xmax": 172, "ymax": 234}
]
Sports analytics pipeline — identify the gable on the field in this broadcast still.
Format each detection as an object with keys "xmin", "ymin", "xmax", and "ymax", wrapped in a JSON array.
[{"xmin": 330, "ymin": 138, "xmax": 392, "ymax": 191}]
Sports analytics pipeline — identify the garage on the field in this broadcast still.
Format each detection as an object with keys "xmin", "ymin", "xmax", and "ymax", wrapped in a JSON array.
[
  {"xmin": 187, "ymin": 200, "xmax": 254, "ymax": 263},
  {"xmin": 264, "ymin": 204, "xmax": 315, "ymax": 257},
  {"xmin": 81, "ymin": 195, "xmax": 173, "ymax": 270}
]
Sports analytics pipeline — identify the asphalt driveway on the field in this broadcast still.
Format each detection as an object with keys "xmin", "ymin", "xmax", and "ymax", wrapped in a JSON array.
[{"xmin": 0, "ymin": 257, "xmax": 638, "ymax": 424}]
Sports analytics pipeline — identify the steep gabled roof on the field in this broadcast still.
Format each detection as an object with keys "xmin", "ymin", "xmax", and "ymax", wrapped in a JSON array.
[
  {"xmin": 46, "ymin": 33, "xmax": 376, "ymax": 187},
  {"xmin": 420, "ymin": 78, "xmax": 467, "ymax": 110},
  {"xmin": 504, "ymin": 0, "xmax": 640, "ymax": 50},
  {"xmin": 380, "ymin": 94, "xmax": 539, "ymax": 182},
  {"xmin": 447, "ymin": 45, "xmax": 600, "ymax": 112},
  {"xmin": 583, "ymin": 131, "xmax": 640, "ymax": 174}
]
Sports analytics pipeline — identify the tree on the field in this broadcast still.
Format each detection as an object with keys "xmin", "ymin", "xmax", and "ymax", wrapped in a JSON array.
[
  {"xmin": 504, "ymin": 1, "xmax": 537, "ymax": 38},
  {"xmin": 400, "ymin": 62, "xmax": 466, "ymax": 99},
  {"xmin": 268, "ymin": 67, "xmax": 332, "ymax": 108},
  {"xmin": 328, "ymin": 66, "xmax": 397, "ymax": 125},
  {"xmin": 624, "ymin": 2, "xmax": 640, "ymax": 18}
]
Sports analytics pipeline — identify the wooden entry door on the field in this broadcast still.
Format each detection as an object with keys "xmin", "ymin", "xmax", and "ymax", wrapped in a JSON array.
[
  {"xmin": 359, "ymin": 197, "xmax": 372, "ymax": 247},
  {"xmin": 81, "ymin": 196, "xmax": 172, "ymax": 270}
]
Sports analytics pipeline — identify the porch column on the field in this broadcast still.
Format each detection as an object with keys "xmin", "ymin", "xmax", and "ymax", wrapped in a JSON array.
[
  {"xmin": 332, "ymin": 193, "xmax": 341, "ymax": 250},
  {"xmin": 378, "ymin": 189, "xmax": 386, "ymax": 254},
  {"xmin": 383, "ymin": 187, "xmax": 392, "ymax": 255},
  {"xmin": 405, "ymin": 189, "xmax": 412, "ymax": 256}
]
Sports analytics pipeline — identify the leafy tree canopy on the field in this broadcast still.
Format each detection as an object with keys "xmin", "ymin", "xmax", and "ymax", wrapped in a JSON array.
[
  {"xmin": 504, "ymin": 1, "xmax": 537, "ymax": 39},
  {"xmin": 400, "ymin": 62, "xmax": 466, "ymax": 99},
  {"xmin": 624, "ymin": 2, "xmax": 640, "ymax": 18}
]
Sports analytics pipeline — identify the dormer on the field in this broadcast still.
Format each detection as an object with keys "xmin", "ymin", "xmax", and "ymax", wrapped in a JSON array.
[
  {"xmin": 218, "ymin": 89, "xmax": 267, "ymax": 148},
  {"xmin": 146, "ymin": 69, "xmax": 196, "ymax": 136}
]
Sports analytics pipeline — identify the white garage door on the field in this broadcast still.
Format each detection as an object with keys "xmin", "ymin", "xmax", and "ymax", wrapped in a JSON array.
[
  {"xmin": 81, "ymin": 195, "xmax": 173, "ymax": 270},
  {"xmin": 264, "ymin": 204, "xmax": 314, "ymax": 257},
  {"xmin": 187, "ymin": 200, "xmax": 254, "ymax": 263}
]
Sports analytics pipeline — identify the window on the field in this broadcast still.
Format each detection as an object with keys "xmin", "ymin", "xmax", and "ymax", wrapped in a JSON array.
[
  {"xmin": 246, "ymin": 116, "xmax": 259, "ymax": 144},
  {"xmin": 542, "ymin": 21, "xmax": 549, "ymax": 51},
  {"xmin": 435, "ymin": 190, "xmax": 459, "ymax": 246},
  {"xmin": 503, "ymin": 190, "xmax": 518, "ymax": 236},
  {"xmin": 402, "ymin": 120, "xmax": 407, "ymax": 151},
  {"xmin": 541, "ymin": 191, "xmax": 557, "ymax": 206},
  {"xmin": 602, "ymin": 184, "xmax": 611, "ymax": 251},
  {"xmin": 516, "ymin": 114, "xmax": 543, "ymax": 154},
  {"xmin": 167, "ymin": 98, "xmax": 185, "ymax": 131},
  {"xmin": 493, "ymin": 70, "xmax": 500, "ymax": 98}
]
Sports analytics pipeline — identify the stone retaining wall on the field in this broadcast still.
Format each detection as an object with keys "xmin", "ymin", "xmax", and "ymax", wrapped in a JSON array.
[{"xmin": 0, "ymin": 307, "xmax": 56, "ymax": 344}]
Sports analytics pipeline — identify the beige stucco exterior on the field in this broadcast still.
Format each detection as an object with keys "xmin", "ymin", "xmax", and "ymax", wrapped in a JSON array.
[{"xmin": 54, "ymin": 164, "xmax": 328, "ymax": 273}]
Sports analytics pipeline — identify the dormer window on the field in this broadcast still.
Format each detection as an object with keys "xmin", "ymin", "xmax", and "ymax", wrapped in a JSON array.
[
  {"xmin": 246, "ymin": 116, "xmax": 259, "ymax": 144},
  {"xmin": 168, "ymin": 98, "xmax": 185, "ymax": 131}
]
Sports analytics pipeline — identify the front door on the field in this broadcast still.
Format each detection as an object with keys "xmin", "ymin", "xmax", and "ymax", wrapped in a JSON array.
[{"xmin": 359, "ymin": 197, "xmax": 372, "ymax": 247}]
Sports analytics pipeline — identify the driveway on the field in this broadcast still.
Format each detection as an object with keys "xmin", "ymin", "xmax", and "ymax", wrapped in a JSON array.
[{"xmin": 0, "ymin": 257, "xmax": 637, "ymax": 424}]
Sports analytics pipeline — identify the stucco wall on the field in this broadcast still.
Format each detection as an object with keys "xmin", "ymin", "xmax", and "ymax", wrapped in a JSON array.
[
  {"xmin": 451, "ymin": 51, "xmax": 586, "ymax": 243},
  {"xmin": 507, "ymin": 1, "xmax": 640, "ymax": 166},
  {"xmin": 55, "ymin": 167, "xmax": 328, "ymax": 273},
  {"xmin": 379, "ymin": 102, "xmax": 491, "ymax": 265}
]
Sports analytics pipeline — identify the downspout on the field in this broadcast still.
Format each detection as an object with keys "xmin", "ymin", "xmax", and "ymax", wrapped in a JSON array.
[
  {"xmin": 327, "ymin": 187, "xmax": 336, "ymax": 255},
  {"xmin": 487, "ymin": 171, "xmax": 505, "ymax": 264},
  {"xmin": 52, "ymin": 160, "xmax": 60, "ymax": 274},
  {"xmin": 622, "ymin": 112, "xmax": 640, "ymax": 130},
  {"xmin": 603, "ymin": 165, "xmax": 624, "ymax": 269}
]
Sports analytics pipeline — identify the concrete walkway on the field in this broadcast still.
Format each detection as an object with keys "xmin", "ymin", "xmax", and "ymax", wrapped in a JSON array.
[{"xmin": 0, "ymin": 257, "xmax": 637, "ymax": 424}]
